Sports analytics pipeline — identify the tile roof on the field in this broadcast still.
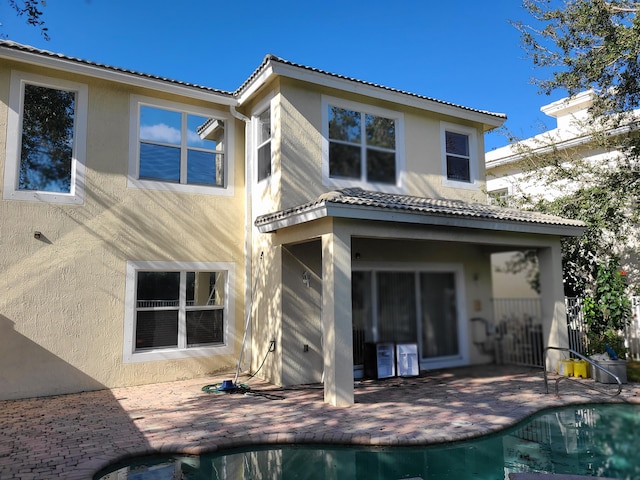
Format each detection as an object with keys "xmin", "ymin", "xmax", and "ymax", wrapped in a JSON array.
[
  {"xmin": 237, "ymin": 54, "xmax": 507, "ymax": 120},
  {"xmin": 254, "ymin": 188, "xmax": 586, "ymax": 233},
  {"xmin": 0, "ymin": 40, "xmax": 505, "ymax": 120},
  {"xmin": 0, "ymin": 40, "xmax": 234, "ymax": 97}
]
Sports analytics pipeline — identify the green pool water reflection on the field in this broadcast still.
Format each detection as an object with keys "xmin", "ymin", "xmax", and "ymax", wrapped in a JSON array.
[{"xmin": 96, "ymin": 403, "xmax": 640, "ymax": 479}]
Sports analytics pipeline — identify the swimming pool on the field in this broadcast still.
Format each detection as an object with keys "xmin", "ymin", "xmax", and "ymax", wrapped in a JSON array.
[{"xmin": 95, "ymin": 403, "xmax": 640, "ymax": 479}]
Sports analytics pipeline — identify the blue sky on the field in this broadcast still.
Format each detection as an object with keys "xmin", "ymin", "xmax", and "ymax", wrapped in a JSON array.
[{"xmin": 1, "ymin": 0, "xmax": 566, "ymax": 151}]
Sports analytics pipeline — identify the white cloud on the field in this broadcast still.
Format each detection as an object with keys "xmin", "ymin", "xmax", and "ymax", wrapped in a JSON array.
[
  {"xmin": 140, "ymin": 123, "xmax": 180, "ymax": 144},
  {"xmin": 187, "ymin": 129, "xmax": 204, "ymax": 146}
]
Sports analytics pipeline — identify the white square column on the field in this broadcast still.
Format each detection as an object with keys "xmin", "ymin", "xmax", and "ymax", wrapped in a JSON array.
[
  {"xmin": 321, "ymin": 225, "xmax": 354, "ymax": 406},
  {"xmin": 538, "ymin": 241, "xmax": 569, "ymax": 370}
]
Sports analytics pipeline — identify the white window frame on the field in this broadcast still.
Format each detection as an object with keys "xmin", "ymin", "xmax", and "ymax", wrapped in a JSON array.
[
  {"xmin": 123, "ymin": 260, "xmax": 235, "ymax": 363},
  {"xmin": 252, "ymin": 95, "xmax": 275, "ymax": 185},
  {"xmin": 3, "ymin": 70, "xmax": 87, "ymax": 204},
  {"xmin": 128, "ymin": 95, "xmax": 235, "ymax": 196},
  {"xmin": 488, "ymin": 187, "xmax": 511, "ymax": 206},
  {"xmin": 353, "ymin": 261, "xmax": 469, "ymax": 370},
  {"xmin": 321, "ymin": 95, "xmax": 405, "ymax": 192},
  {"xmin": 440, "ymin": 122, "xmax": 480, "ymax": 190}
]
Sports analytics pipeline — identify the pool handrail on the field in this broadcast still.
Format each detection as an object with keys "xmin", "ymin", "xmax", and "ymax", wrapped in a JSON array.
[{"xmin": 543, "ymin": 346, "xmax": 622, "ymax": 397}]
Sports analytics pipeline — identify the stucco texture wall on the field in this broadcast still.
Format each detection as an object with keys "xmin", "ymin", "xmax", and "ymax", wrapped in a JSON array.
[
  {"xmin": 0, "ymin": 62, "xmax": 246, "ymax": 400},
  {"xmin": 276, "ymin": 78, "xmax": 489, "ymax": 209}
]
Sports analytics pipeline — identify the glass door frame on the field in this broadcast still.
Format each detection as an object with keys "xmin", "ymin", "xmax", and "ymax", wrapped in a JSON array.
[{"xmin": 352, "ymin": 262, "xmax": 470, "ymax": 371}]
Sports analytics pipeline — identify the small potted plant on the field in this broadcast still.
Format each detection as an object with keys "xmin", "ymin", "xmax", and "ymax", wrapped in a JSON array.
[{"xmin": 584, "ymin": 257, "xmax": 631, "ymax": 383}]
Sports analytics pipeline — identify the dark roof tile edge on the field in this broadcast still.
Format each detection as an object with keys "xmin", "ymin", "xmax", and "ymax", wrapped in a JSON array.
[
  {"xmin": 235, "ymin": 55, "xmax": 506, "ymax": 119},
  {"xmin": 1, "ymin": 41, "xmax": 506, "ymax": 120},
  {"xmin": 255, "ymin": 188, "xmax": 586, "ymax": 229},
  {"xmin": 0, "ymin": 40, "xmax": 234, "ymax": 97}
]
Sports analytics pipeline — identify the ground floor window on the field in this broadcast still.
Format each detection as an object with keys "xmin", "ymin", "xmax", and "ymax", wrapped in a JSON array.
[
  {"xmin": 124, "ymin": 261, "xmax": 235, "ymax": 362},
  {"xmin": 352, "ymin": 265, "xmax": 466, "ymax": 369}
]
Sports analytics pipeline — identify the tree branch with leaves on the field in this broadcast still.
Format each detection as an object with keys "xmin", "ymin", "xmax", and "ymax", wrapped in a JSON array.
[
  {"xmin": 498, "ymin": 0, "xmax": 640, "ymax": 296},
  {"xmin": 4, "ymin": 0, "xmax": 49, "ymax": 40}
]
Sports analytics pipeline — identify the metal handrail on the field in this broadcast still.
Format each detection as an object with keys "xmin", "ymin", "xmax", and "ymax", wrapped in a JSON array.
[{"xmin": 543, "ymin": 346, "xmax": 622, "ymax": 396}]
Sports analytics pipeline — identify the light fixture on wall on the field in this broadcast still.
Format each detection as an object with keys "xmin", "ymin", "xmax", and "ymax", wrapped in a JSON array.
[
  {"xmin": 33, "ymin": 231, "xmax": 42, "ymax": 240},
  {"xmin": 302, "ymin": 271, "xmax": 311, "ymax": 288}
]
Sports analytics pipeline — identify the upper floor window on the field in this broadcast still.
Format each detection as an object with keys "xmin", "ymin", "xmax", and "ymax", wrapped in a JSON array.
[
  {"xmin": 440, "ymin": 122, "xmax": 479, "ymax": 189},
  {"xmin": 445, "ymin": 131, "xmax": 470, "ymax": 182},
  {"xmin": 123, "ymin": 261, "xmax": 235, "ymax": 363},
  {"xmin": 322, "ymin": 96, "xmax": 404, "ymax": 190},
  {"xmin": 256, "ymin": 107, "xmax": 272, "ymax": 182},
  {"xmin": 128, "ymin": 96, "xmax": 234, "ymax": 195},
  {"xmin": 3, "ymin": 71, "xmax": 87, "ymax": 204}
]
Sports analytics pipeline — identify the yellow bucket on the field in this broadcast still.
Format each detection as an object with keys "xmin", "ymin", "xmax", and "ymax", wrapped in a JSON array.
[
  {"xmin": 558, "ymin": 359, "xmax": 574, "ymax": 376},
  {"xmin": 573, "ymin": 359, "xmax": 589, "ymax": 378}
]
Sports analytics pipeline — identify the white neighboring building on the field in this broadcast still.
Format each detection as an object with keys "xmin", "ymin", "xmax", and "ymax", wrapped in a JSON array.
[{"xmin": 486, "ymin": 91, "xmax": 636, "ymax": 298}]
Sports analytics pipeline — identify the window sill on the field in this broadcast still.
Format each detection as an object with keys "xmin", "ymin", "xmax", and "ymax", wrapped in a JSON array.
[
  {"xmin": 3, "ymin": 189, "xmax": 84, "ymax": 204},
  {"xmin": 127, "ymin": 177, "xmax": 234, "ymax": 196},
  {"xmin": 441, "ymin": 178, "xmax": 481, "ymax": 190},
  {"xmin": 323, "ymin": 176, "xmax": 405, "ymax": 194},
  {"xmin": 123, "ymin": 343, "xmax": 233, "ymax": 364}
]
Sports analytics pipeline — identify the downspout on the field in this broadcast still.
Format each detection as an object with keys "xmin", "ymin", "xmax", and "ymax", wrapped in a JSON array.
[{"xmin": 231, "ymin": 104, "xmax": 253, "ymax": 374}]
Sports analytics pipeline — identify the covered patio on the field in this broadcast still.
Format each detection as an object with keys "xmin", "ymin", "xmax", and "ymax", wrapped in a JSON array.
[{"xmin": 254, "ymin": 188, "xmax": 586, "ymax": 405}]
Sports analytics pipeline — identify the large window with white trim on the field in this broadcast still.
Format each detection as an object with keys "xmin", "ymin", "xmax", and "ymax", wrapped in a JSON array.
[
  {"xmin": 3, "ymin": 71, "xmax": 87, "ymax": 204},
  {"xmin": 124, "ymin": 261, "xmax": 234, "ymax": 362},
  {"xmin": 128, "ymin": 96, "xmax": 233, "ymax": 195},
  {"xmin": 322, "ymin": 96, "xmax": 404, "ymax": 189}
]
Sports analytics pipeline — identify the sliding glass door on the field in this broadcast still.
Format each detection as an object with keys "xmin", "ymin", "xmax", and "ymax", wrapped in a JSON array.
[
  {"xmin": 377, "ymin": 272, "xmax": 417, "ymax": 344},
  {"xmin": 352, "ymin": 266, "xmax": 464, "ymax": 370},
  {"xmin": 420, "ymin": 272, "xmax": 458, "ymax": 359}
]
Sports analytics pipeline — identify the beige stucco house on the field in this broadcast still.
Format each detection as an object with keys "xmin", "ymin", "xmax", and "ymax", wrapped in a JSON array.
[{"xmin": 0, "ymin": 40, "xmax": 584, "ymax": 405}]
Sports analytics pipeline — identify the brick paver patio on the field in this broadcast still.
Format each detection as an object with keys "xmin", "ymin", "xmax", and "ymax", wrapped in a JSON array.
[{"xmin": 1, "ymin": 365, "xmax": 639, "ymax": 479}]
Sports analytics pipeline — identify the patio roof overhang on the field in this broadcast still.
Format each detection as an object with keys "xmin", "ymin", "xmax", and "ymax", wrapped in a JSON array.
[{"xmin": 254, "ymin": 188, "xmax": 587, "ymax": 238}]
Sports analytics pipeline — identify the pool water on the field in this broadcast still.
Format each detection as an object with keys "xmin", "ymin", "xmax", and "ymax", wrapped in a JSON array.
[{"xmin": 95, "ymin": 403, "xmax": 640, "ymax": 479}]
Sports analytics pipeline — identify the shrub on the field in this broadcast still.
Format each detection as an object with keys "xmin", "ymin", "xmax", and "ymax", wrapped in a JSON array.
[{"xmin": 584, "ymin": 257, "xmax": 632, "ymax": 359}]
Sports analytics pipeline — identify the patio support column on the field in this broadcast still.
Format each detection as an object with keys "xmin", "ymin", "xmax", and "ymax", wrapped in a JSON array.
[
  {"xmin": 321, "ymin": 224, "xmax": 354, "ymax": 406},
  {"xmin": 538, "ymin": 241, "xmax": 568, "ymax": 370}
]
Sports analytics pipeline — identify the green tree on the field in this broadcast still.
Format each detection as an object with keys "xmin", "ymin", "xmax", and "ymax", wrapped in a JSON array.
[
  {"xmin": 583, "ymin": 257, "xmax": 631, "ymax": 356},
  {"xmin": 514, "ymin": 0, "xmax": 640, "ymax": 117},
  {"xmin": 4, "ymin": 0, "xmax": 48, "ymax": 40},
  {"xmin": 501, "ymin": 1, "xmax": 640, "ymax": 296}
]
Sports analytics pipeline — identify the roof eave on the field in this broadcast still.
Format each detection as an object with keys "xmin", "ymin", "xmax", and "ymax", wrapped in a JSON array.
[
  {"xmin": 256, "ymin": 202, "xmax": 586, "ymax": 237},
  {"xmin": 486, "ymin": 122, "xmax": 639, "ymax": 169},
  {"xmin": 239, "ymin": 57, "xmax": 506, "ymax": 129},
  {"xmin": 0, "ymin": 43, "xmax": 237, "ymax": 105}
]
